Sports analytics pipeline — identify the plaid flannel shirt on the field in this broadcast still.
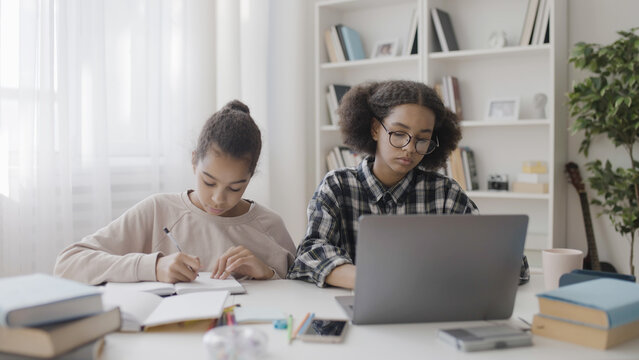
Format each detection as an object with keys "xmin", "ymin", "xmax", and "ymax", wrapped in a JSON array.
[{"xmin": 287, "ymin": 156, "xmax": 479, "ymax": 287}]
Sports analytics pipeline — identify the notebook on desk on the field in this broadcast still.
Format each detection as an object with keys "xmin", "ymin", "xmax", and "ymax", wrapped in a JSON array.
[
  {"xmin": 336, "ymin": 214, "xmax": 528, "ymax": 325},
  {"xmin": 104, "ymin": 272, "xmax": 245, "ymax": 295}
]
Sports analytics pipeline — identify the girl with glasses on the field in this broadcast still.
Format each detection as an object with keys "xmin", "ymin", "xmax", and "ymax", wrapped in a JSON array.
[{"xmin": 288, "ymin": 80, "xmax": 478, "ymax": 289}]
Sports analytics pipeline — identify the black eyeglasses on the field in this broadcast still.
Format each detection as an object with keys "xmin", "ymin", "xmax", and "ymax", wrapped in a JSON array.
[{"xmin": 376, "ymin": 119, "xmax": 439, "ymax": 155}]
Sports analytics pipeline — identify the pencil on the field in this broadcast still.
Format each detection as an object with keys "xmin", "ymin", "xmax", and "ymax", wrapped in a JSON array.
[
  {"xmin": 292, "ymin": 312, "xmax": 310, "ymax": 339},
  {"xmin": 287, "ymin": 314, "xmax": 293, "ymax": 344},
  {"xmin": 299, "ymin": 313, "xmax": 315, "ymax": 335}
]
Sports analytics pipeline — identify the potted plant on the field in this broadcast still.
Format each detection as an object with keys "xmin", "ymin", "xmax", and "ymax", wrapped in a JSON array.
[{"xmin": 567, "ymin": 27, "xmax": 639, "ymax": 277}]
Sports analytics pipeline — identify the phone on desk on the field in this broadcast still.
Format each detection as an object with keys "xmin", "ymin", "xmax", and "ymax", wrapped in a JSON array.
[
  {"xmin": 438, "ymin": 324, "xmax": 532, "ymax": 352},
  {"xmin": 299, "ymin": 318, "xmax": 348, "ymax": 343}
]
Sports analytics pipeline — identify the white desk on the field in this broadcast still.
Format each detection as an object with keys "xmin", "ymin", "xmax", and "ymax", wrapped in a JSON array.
[{"xmin": 102, "ymin": 274, "xmax": 639, "ymax": 359}]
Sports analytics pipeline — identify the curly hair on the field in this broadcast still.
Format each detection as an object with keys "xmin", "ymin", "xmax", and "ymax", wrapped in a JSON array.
[
  {"xmin": 193, "ymin": 100, "xmax": 262, "ymax": 175},
  {"xmin": 338, "ymin": 80, "xmax": 461, "ymax": 171}
]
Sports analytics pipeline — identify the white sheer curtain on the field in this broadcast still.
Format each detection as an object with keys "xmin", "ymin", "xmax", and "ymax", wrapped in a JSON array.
[
  {"xmin": 0, "ymin": 0, "xmax": 216, "ymax": 276},
  {"xmin": 216, "ymin": 0, "xmax": 309, "ymax": 243}
]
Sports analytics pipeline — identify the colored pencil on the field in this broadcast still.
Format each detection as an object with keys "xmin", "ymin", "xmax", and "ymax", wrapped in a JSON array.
[
  {"xmin": 292, "ymin": 312, "xmax": 310, "ymax": 339},
  {"xmin": 287, "ymin": 314, "xmax": 293, "ymax": 344}
]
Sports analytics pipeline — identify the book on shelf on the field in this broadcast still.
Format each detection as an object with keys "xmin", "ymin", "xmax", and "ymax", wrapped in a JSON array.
[
  {"xmin": 104, "ymin": 272, "xmax": 245, "ymax": 296},
  {"xmin": 431, "ymin": 8, "xmax": 459, "ymax": 52},
  {"xmin": 404, "ymin": 8, "xmax": 418, "ymax": 55},
  {"xmin": 0, "ymin": 308, "xmax": 119, "ymax": 359},
  {"xmin": 330, "ymin": 25, "xmax": 347, "ymax": 62},
  {"xmin": 433, "ymin": 83, "xmax": 444, "ymax": 103},
  {"xmin": 531, "ymin": 278, "xmax": 639, "ymax": 349},
  {"xmin": 326, "ymin": 84, "xmax": 351, "ymax": 126},
  {"xmin": 0, "ymin": 273, "xmax": 103, "ymax": 328},
  {"xmin": 519, "ymin": 0, "xmax": 540, "ymax": 46},
  {"xmin": 537, "ymin": 0, "xmax": 551, "ymax": 45},
  {"xmin": 450, "ymin": 76, "xmax": 463, "ymax": 120},
  {"xmin": 339, "ymin": 25, "xmax": 366, "ymax": 61},
  {"xmin": 531, "ymin": 0, "xmax": 548, "ymax": 45},
  {"xmin": 441, "ymin": 76, "xmax": 463, "ymax": 120},
  {"xmin": 324, "ymin": 29, "xmax": 338, "ymax": 63},
  {"xmin": 326, "ymin": 146, "xmax": 362, "ymax": 172},
  {"xmin": 461, "ymin": 147, "xmax": 479, "ymax": 191},
  {"xmin": 449, "ymin": 147, "xmax": 467, "ymax": 191},
  {"xmin": 102, "ymin": 289, "xmax": 228, "ymax": 332}
]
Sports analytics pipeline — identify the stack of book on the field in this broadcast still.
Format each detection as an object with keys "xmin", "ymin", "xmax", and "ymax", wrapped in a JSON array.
[
  {"xmin": 326, "ymin": 146, "xmax": 363, "ymax": 172},
  {"xmin": 0, "ymin": 273, "xmax": 121, "ymax": 359},
  {"xmin": 513, "ymin": 160, "xmax": 548, "ymax": 194},
  {"xmin": 323, "ymin": 24, "xmax": 365, "ymax": 63},
  {"xmin": 445, "ymin": 147, "xmax": 478, "ymax": 191},
  {"xmin": 532, "ymin": 278, "xmax": 639, "ymax": 349},
  {"xmin": 519, "ymin": 0, "xmax": 551, "ymax": 46}
]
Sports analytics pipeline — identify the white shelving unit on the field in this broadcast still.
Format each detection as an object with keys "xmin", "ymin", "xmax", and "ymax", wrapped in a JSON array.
[{"xmin": 314, "ymin": 0, "xmax": 568, "ymax": 269}]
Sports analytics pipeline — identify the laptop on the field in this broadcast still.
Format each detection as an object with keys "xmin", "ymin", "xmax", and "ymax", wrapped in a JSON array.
[{"xmin": 336, "ymin": 214, "xmax": 528, "ymax": 325}]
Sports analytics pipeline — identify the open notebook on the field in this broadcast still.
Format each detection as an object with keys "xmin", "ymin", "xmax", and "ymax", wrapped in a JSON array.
[
  {"xmin": 102, "ymin": 290, "xmax": 228, "ymax": 332},
  {"xmin": 104, "ymin": 272, "xmax": 245, "ymax": 295}
]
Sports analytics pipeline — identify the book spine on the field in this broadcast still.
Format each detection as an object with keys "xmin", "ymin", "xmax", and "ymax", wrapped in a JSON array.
[
  {"xmin": 531, "ymin": 0, "xmax": 547, "ymax": 45},
  {"xmin": 331, "ymin": 25, "xmax": 347, "ymax": 62},
  {"xmin": 451, "ymin": 76, "xmax": 462, "ymax": 120},
  {"xmin": 404, "ymin": 9, "xmax": 418, "ymax": 56},
  {"xmin": 461, "ymin": 148, "xmax": 472, "ymax": 191},
  {"xmin": 431, "ymin": 8, "xmax": 448, "ymax": 52},
  {"xmin": 324, "ymin": 29, "xmax": 338, "ymax": 62},
  {"xmin": 519, "ymin": 0, "xmax": 540, "ymax": 46}
]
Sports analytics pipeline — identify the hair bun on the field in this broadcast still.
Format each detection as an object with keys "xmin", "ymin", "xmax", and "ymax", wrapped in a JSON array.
[{"xmin": 222, "ymin": 100, "xmax": 250, "ymax": 115}]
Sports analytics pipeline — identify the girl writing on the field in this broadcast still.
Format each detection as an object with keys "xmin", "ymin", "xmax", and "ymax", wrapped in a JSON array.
[{"xmin": 55, "ymin": 100, "xmax": 295, "ymax": 284}]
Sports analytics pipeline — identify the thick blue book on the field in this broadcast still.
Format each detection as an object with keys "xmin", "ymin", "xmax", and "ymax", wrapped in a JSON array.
[
  {"xmin": 537, "ymin": 278, "xmax": 639, "ymax": 328},
  {"xmin": 0, "ymin": 273, "xmax": 103, "ymax": 327},
  {"xmin": 338, "ymin": 25, "xmax": 366, "ymax": 61}
]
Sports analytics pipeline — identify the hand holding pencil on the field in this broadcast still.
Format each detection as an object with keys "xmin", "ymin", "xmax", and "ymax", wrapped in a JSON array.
[{"xmin": 155, "ymin": 227, "xmax": 200, "ymax": 283}]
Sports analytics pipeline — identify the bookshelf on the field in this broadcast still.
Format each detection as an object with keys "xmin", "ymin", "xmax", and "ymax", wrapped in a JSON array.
[{"xmin": 314, "ymin": 0, "xmax": 567, "ymax": 269}]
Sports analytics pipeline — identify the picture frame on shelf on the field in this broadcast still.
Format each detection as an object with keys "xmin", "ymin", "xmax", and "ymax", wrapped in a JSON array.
[
  {"xmin": 372, "ymin": 39, "xmax": 399, "ymax": 58},
  {"xmin": 485, "ymin": 98, "xmax": 520, "ymax": 121}
]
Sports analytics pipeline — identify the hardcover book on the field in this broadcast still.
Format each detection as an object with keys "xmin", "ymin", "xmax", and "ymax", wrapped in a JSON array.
[
  {"xmin": 0, "ymin": 308, "xmax": 120, "ymax": 358},
  {"xmin": 532, "ymin": 314, "xmax": 639, "ymax": 349},
  {"xmin": 536, "ymin": 278, "xmax": 639, "ymax": 328},
  {"xmin": 431, "ymin": 8, "xmax": 459, "ymax": 52},
  {"xmin": 519, "ymin": 0, "xmax": 540, "ymax": 45},
  {"xmin": 0, "ymin": 273, "xmax": 103, "ymax": 327},
  {"xmin": 338, "ymin": 25, "xmax": 366, "ymax": 61}
]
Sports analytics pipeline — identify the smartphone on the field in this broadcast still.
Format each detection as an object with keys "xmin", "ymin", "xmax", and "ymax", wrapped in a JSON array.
[
  {"xmin": 298, "ymin": 318, "xmax": 348, "ymax": 343},
  {"xmin": 438, "ymin": 324, "xmax": 532, "ymax": 352}
]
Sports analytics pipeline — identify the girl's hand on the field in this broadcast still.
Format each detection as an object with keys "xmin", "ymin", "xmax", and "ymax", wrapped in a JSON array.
[
  {"xmin": 211, "ymin": 245, "xmax": 274, "ymax": 280},
  {"xmin": 155, "ymin": 252, "xmax": 201, "ymax": 283}
]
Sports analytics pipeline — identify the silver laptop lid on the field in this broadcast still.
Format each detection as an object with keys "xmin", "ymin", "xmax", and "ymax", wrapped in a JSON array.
[{"xmin": 351, "ymin": 214, "xmax": 528, "ymax": 325}]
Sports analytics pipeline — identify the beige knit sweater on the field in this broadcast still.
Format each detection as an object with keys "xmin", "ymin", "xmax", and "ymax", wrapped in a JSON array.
[{"xmin": 54, "ymin": 191, "xmax": 296, "ymax": 284}]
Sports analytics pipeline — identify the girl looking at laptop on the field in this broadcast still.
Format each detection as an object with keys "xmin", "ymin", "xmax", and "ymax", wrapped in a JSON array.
[
  {"xmin": 288, "ymin": 80, "xmax": 478, "ymax": 289},
  {"xmin": 55, "ymin": 100, "xmax": 295, "ymax": 284}
]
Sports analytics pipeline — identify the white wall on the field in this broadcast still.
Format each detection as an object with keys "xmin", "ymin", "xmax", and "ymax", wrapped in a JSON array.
[{"xmin": 566, "ymin": 0, "xmax": 639, "ymax": 275}]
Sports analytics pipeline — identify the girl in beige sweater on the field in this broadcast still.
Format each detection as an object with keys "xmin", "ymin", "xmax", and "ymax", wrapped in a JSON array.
[{"xmin": 54, "ymin": 100, "xmax": 295, "ymax": 284}]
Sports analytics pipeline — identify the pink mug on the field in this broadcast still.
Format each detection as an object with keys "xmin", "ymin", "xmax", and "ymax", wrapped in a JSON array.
[{"xmin": 542, "ymin": 248, "xmax": 583, "ymax": 290}]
